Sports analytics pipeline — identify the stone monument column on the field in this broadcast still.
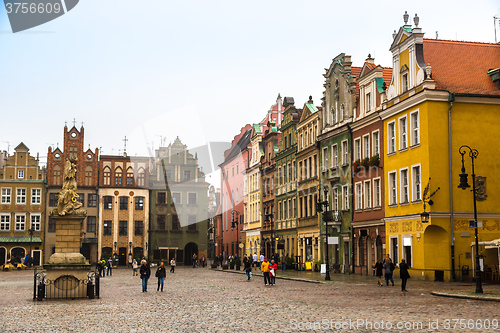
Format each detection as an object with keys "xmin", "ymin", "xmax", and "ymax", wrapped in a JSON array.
[{"xmin": 44, "ymin": 157, "xmax": 91, "ymax": 298}]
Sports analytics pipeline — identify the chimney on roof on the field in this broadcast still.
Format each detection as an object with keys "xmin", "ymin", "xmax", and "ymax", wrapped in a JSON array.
[{"xmin": 366, "ymin": 54, "xmax": 375, "ymax": 64}]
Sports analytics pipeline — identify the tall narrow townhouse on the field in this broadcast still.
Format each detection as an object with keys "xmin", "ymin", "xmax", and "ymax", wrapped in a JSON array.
[
  {"xmin": 220, "ymin": 125, "xmax": 252, "ymax": 259},
  {"xmin": 318, "ymin": 54, "xmax": 360, "ymax": 273},
  {"xmin": 351, "ymin": 56, "xmax": 392, "ymax": 275},
  {"xmin": 45, "ymin": 125, "xmax": 99, "ymax": 263},
  {"xmin": 296, "ymin": 96, "xmax": 321, "ymax": 269},
  {"xmin": 150, "ymin": 138, "xmax": 209, "ymax": 265},
  {"xmin": 98, "ymin": 154, "xmax": 149, "ymax": 264},
  {"xmin": 381, "ymin": 13, "xmax": 500, "ymax": 281},
  {"xmin": 260, "ymin": 121, "xmax": 281, "ymax": 258},
  {"xmin": 275, "ymin": 97, "xmax": 301, "ymax": 264},
  {"xmin": 0, "ymin": 143, "xmax": 45, "ymax": 266}
]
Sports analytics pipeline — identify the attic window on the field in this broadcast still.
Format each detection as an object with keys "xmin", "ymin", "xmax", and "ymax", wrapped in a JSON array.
[{"xmin": 400, "ymin": 65, "xmax": 409, "ymax": 93}]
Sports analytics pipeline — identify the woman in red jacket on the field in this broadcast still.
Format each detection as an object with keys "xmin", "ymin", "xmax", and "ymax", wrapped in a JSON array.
[{"xmin": 269, "ymin": 259, "xmax": 278, "ymax": 285}]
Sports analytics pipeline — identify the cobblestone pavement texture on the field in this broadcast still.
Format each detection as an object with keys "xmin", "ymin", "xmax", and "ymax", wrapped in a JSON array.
[{"xmin": 1, "ymin": 267, "xmax": 499, "ymax": 333}]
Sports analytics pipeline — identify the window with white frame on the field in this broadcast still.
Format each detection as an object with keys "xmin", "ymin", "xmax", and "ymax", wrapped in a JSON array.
[
  {"xmin": 15, "ymin": 214, "xmax": 25, "ymax": 231},
  {"xmin": 18, "ymin": 170, "xmax": 24, "ymax": 179},
  {"xmin": 410, "ymin": 111, "xmax": 420, "ymax": 146},
  {"xmin": 333, "ymin": 187, "xmax": 338, "ymax": 210},
  {"xmin": 355, "ymin": 183, "xmax": 362, "ymax": 210},
  {"xmin": 363, "ymin": 135, "xmax": 370, "ymax": 159},
  {"xmin": 389, "ymin": 172, "xmax": 397, "ymax": 205},
  {"xmin": 412, "ymin": 165, "xmax": 421, "ymax": 201},
  {"xmin": 364, "ymin": 181, "xmax": 371, "ymax": 209},
  {"xmin": 388, "ymin": 122, "xmax": 396, "ymax": 154},
  {"xmin": 31, "ymin": 188, "xmax": 41, "ymax": 205},
  {"xmin": 403, "ymin": 235, "xmax": 412, "ymax": 267},
  {"xmin": 16, "ymin": 188, "xmax": 26, "ymax": 204},
  {"xmin": 322, "ymin": 147, "xmax": 328, "ymax": 170},
  {"xmin": 399, "ymin": 116, "xmax": 407, "ymax": 150},
  {"xmin": 1, "ymin": 188, "xmax": 11, "ymax": 204},
  {"xmin": 372, "ymin": 131, "xmax": 379, "ymax": 156},
  {"xmin": 366, "ymin": 92, "xmax": 371, "ymax": 112},
  {"xmin": 331, "ymin": 144, "xmax": 338, "ymax": 167},
  {"xmin": 402, "ymin": 73, "xmax": 409, "ymax": 92},
  {"xmin": 400, "ymin": 168, "xmax": 409, "ymax": 204},
  {"xmin": 0, "ymin": 214, "xmax": 10, "ymax": 231},
  {"xmin": 342, "ymin": 185, "xmax": 349, "ymax": 210},
  {"xmin": 354, "ymin": 138, "xmax": 361, "ymax": 161},
  {"xmin": 342, "ymin": 140, "xmax": 348, "ymax": 165},
  {"xmin": 31, "ymin": 214, "xmax": 41, "ymax": 231},
  {"xmin": 373, "ymin": 178, "xmax": 381, "ymax": 207}
]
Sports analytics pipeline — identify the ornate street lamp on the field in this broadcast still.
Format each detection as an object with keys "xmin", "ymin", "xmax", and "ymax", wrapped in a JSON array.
[
  {"xmin": 458, "ymin": 145, "xmax": 483, "ymax": 294},
  {"xmin": 318, "ymin": 186, "xmax": 332, "ymax": 280},
  {"xmin": 231, "ymin": 210, "xmax": 240, "ymax": 231}
]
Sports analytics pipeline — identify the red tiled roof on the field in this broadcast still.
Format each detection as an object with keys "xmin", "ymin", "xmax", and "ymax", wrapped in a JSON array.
[
  {"xmin": 382, "ymin": 67, "xmax": 392, "ymax": 86},
  {"xmin": 423, "ymin": 39, "xmax": 500, "ymax": 96},
  {"xmin": 351, "ymin": 66, "xmax": 362, "ymax": 100},
  {"xmin": 365, "ymin": 63, "xmax": 376, "ymax": 70}
]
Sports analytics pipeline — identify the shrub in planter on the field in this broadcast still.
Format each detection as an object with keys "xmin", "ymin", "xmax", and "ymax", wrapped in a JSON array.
[
  {"xmin": 211, "ymin": 263, "xmax": 218, "ymax": 269},
  {"xmin": 233, "ymin": 257, "xmax": 241, "ymax": 270},
  {"xmin": 222, "ymin": 264, "xmax": 229, "ymax": 270}
]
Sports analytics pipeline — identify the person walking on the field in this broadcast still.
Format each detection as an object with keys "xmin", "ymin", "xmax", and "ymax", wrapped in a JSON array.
[
  {"xmin": 132, "ymin": 259, "xmax": 138, "ymax": 276},
  {"xmin": 252, "ymin": 253, "xmax": 258, "ymax": 268},
  {"xmin": 170, "ymin": 258, "xmax": 176, "ymax": 273},
  {"xmin": 374, "ymin": 259, "xmax": 384, "ymax": 286},
  {"xmin": 399, "ymin": 259, "xmax": 410, "ymax": 292},
  {"xmin": 269, "ymin": 259, "xmax": 278, "ymax": 286},
  {"xmin": 244, "ymin": 256, "xmax": 252, "ymax": 281},
  {"xmin": 261, "ymin": 257, "xmax": 270, "ymax": 286},
  {"xmin": 259, "ymin": 254, "xmax": 264, "ymax": 269},
  {"xmin": 140, "ymin": 260, "xmax": 151, "ymax": 292},
  {"xmin": 192, "ymin": 253, "xmax": 197, "ymax": 268},
  {"xmin": 155, "ymin": 262, "xmax": 167, "ymax": 292},
  {"xmin": 128, "ymin": 253, "xmax": 133, "ymax": 268},
  {"xmin": 107, "ymin": 257, "xmax": 113, "ymax": 276},
  {"xmin": 101, "ymin": 259, "xmax": 106, "ymax": 277},
  {"xmin": 383, "ymin": 255, "xmax": 395, "ymax": 286}
]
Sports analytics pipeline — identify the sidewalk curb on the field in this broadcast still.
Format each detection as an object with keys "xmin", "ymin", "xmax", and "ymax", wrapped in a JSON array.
[
  {"xmin": 214, "ymin": 268, "xmax": 325, "ymax": 284},
  {"xmin": 431, "ymin": 291, "xmax": 500, "ymax": 302}
]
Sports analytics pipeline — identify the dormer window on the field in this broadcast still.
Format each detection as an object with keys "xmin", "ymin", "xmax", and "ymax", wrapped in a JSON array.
[
  {"xmin": 366, "ymin": 92, "xmax": 371, "ymax": 112},
  {"xmin": 400, "ymin": 64, "xmax": 409, "ymax": 93},
  {"xmin": 402, "ymin": 73, "xmax": 409, "ymax": 92}
]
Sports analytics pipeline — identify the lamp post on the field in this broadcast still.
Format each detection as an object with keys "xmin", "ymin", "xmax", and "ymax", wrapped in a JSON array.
[{"xmin": 458, "ymin": 145, "xmax": 483, "ymax": 294}]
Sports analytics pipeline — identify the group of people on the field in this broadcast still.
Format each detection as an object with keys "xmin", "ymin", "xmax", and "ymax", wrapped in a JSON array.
[
  {"xmin": 374, "ymin": 254, "xmax": 410, "ymax": 292},
  {"xmin": 191, "ymin": 254, "xmax": 207, "ymax": 268},
  {"xmin": 137, "ymin": 258, "xmax": 177, "ymax": 292},
  {"xmin": 96, "ymin": 257, "xmax": 114, "ymax": 277}
]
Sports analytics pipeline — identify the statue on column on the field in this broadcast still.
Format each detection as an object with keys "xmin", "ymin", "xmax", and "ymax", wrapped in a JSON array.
[{"xmin": 50, "ymin": 156, "xmax": 87, "ymax": 217}]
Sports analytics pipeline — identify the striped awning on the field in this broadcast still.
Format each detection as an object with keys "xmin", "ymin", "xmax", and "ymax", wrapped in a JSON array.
[{"xmin": 0, "ymin": 236, "xmax": 42, "ymax": 243}]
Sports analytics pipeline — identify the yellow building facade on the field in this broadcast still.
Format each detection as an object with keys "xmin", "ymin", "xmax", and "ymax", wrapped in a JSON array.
[{"xmin": 381, "ymin": 14, "xmax": 500, "ymax": 281}]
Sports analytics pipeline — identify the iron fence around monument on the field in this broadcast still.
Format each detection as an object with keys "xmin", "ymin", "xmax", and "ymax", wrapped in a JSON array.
[{"xmin": 33, "ymin": 268, "xmax": 100, "ymax": 300}]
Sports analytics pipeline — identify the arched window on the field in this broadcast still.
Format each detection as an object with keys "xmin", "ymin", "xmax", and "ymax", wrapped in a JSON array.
[
  {"xmin": 103, "ymin": 167, "xmax": 111, "ymax": 186},
  {"xmin": 53, "ymin": 165, "xmax": 61, "ymax": 185},
  {"xmin": 115, "ymin": 167, "xmax": 122, "ymax": 186},
  {"xmin": 85, "ymin": 166, "xmax": 93, "ymax": 186},
  {"xmin": 137, "ymin": 168, "xmax": 145, "ymax": 187},
  {"xmin": 126, "ymin": 167, "xmax": 134, "ymax": 186}
]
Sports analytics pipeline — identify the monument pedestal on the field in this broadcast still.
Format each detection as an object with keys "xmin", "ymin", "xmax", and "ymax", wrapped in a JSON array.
[{"xmin": 44, "ymin": 214, "xmax": 92, "ymax": 299}]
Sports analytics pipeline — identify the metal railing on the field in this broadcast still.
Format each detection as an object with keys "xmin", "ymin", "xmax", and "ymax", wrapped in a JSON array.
[{"xmin": 34, "ymin": 268, "xmax": 100, "ymax": 301}]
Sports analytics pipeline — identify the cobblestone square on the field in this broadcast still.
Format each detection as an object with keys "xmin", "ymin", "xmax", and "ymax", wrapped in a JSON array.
[{"xmin": 1, "ymin": 267, "xmax": 499, "ymax": 332}]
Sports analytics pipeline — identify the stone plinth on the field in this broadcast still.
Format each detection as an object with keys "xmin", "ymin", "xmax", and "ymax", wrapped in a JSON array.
[{"xmin": 52, "ymin": 214, "xmax": 86, "ymax": 254}]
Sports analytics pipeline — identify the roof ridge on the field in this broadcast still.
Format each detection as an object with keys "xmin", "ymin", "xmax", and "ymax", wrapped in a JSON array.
[{"xmin": 423, "ymin": 38, "xmax": 500, "ymax": 47}]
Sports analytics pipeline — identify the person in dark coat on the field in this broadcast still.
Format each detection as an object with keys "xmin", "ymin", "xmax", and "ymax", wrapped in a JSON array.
[
  {"xmin": 155, "ymin": 261, "xmax": 166, "ymax": 291},
  {"xmin": 140, "ymin": 260, "xmax": 151, "ymax": 292},
  {"xmin": 243, "ymin": 256, "xmax": 252, "ymax": 280},
  {"xmin": 374, "ymin": 259, "xmax": 384, "ymax": 286},
  {"xmin": 399, "ymin": 259, "xmax": 410, "ymax": 292}
]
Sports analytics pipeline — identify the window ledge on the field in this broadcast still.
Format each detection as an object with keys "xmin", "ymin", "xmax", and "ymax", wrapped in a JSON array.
[
  {"xmin": 363, "ymin": 208, "xmax": 372, "ymax": 212},
  {"xmin": 388, "ymin": 204, "xmax": 398, "ymax": 208},
  {"xmin": 411, "ymin": 199, "xmax": 422, "ymax": 204},
  {"xmin": 372, "ymin": 206, "xmax": 382, "ymax": 211},
  {"xmin": 387, "ymin": 152, "xmax": 396, "ymax": 157},
  {"xmin": 399, "ymin": 201, "xmax": 410, "ymax": 206},
  {"xmin": 410, "ymin": 143, "xmax": 420, "ymax": 149},
  {"xmin": 398, "ymin": 147, "xmax": 408, "ymax": 153}
]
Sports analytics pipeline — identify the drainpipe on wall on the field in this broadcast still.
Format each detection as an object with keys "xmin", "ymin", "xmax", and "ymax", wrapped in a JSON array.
[
  {"xmin": 348, "ymin": 123, "xmax": 354, "ymax": 274},
  {"xmin": 448, "ymin": 92, "xmax": 456, "ymax": 281}
]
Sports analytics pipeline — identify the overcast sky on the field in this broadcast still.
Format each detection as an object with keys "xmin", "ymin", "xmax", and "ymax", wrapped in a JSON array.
[{"xmin": 1, "ymin": 0, "xmax": 499, "ymax": 187}]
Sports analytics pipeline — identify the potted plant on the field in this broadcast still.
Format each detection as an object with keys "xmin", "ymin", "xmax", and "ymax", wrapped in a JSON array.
[
  {"xmin": 222, "ymin": 262, "xmax": 229, "ymax": 270},
  {"xmin": 313, "ymin": 260, "xmax": 323, "ymax": 272},
  {"xmin": 233, "ymin": 257, "xmax": 241, "ymax": 270},
  {"xmin": 211, "ymin": 262, "xmax": 218, "ymax": 269}
]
